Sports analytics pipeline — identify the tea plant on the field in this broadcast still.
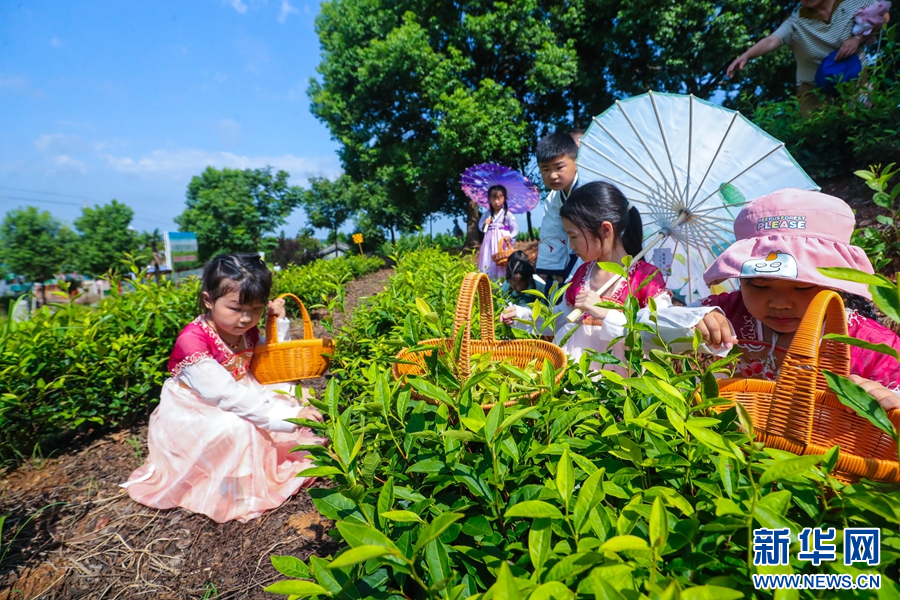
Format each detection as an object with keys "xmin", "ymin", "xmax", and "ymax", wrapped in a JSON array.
[
  {"xmin": 272, "ymin": 254, "xmax": 384, "ymax": 310},
  {"xmin": 851, "ymin": 163, "xmax": 900, "ymax": 272},
  {"xmin": 0, "ymin": 273, "xmax": 198, "ymax": 463},
  {"xmin": 266, "ymin": 258, "xmax": 900, "ymax": 599},
  {"xmin": 379, "ymin": 232, "xmax": 464, "ymax": 255}
]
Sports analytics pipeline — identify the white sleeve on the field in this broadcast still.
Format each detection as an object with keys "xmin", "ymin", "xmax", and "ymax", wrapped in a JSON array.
[
  {"xmin": 636, "ymin": 303, "xmax": 734, "ymax": 357},
  {"xmin": 276, "ymin": 317, "xmax": 291, "ymax": 342},
  {"xmin": 179, "ymin": 358, "xmax": 298, "ymax": 433}
]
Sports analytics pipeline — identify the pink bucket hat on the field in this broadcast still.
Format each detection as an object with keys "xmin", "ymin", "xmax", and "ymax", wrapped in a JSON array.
[{"xmin": 704, "ymin": 189, "xmax": 875, "ymax": 300}]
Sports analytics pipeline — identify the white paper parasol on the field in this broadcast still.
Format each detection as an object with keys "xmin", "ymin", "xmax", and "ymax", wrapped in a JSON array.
[{"xmin": 576, "ymin": 91, "xmax": 818, "ymax": 304}]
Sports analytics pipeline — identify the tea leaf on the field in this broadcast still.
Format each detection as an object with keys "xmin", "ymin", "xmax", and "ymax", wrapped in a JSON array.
[
  {"xmin": 376, "ymin": 476, "xmax": 394, "ymax": 528},
  {"xmin": 823, "ymin": 370, "xmax": 896, "ymax": 436},
  {"xmin": 413, "ymin": 512, "xmax": 465, "ymax": 555},
  {"xmin": 406, "ymin": 378, "xmax": 454, "ymax": 408},
  {"xmin": 529, "ymin": 518, "xmax": 552, "ymax": 573},
  {"xmin": 817, "ymin": 267, "xmax": 891, "ymax": 287},
  {"xmin": 649, "ymin": 497, "xmax": 669, "ymax": 550},
  {"xmin": 574, "ymin": 469, "xmax": 606, "ymax": 532},
  {"xmin": 529, "ymin": 582, "xmax": 574, "ymax": 600},
  {"xmin": 262, "ymin": 581, "xmax": 331, "ymax": 596},
  {"xmin": 822, "ymin": 334, "xmax": 900, "ymax": 360},
  {"xmin": 270, "ymin": 555, "xmax": 310, "ymax": 578},
  {"xmin": 296, "ymin": 466, "xmax": 343, "ymax": 477},
  {"xmin": 556, "ymin": 449, "xmax": 575, "ymax": 511},
  {"xmin": 600, "ymin": 535, "xmax": 650, "ymax": 553},
  {"xmin": 758, "ymin": 455, "xmax": 823, "ymax": 486},
  {"xmin": 379, "ymin": 510, "xmax": 422, "ymax": 523},
  {"xmin": 681, "ymin": 586, "xmax": 744, "ymax": 600},
  {"xmin": 484, "ymin": 401, "xmax": 505, "ymax": 444},
  {"xmin": 822, "ymin": 445, "xmax": 840, "ymax": 474},
  {"xmin": 334, "ymin": 419, "xmax": 355, "ymax": 467},
  {"xmin": 589, "ymin": 573, "xmax": 627, "ymax": 600},
  {"xmin": 336, "ymin": 522, "xmax": 400, "ymax": 552},
  {"xmin": 505, "ymin": 501, "xmax": 564, "ymax": 519},
  {"xmin": 328, "ymin": 545, "xmax": 394, "ymax": 569},
  {"xmin": 491, "ymin": 561, "xmax": 521, "ymax": 600}
]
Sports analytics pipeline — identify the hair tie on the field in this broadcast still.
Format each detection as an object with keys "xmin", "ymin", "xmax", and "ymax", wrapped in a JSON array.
[{"xmin": 626, "ymin": 201, "xmax": 634, "ymax": 211}]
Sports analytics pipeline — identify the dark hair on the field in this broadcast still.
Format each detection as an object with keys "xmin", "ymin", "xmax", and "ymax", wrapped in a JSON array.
[
  {"xmin": 537, "ymin": 131, "xmax": 578, "ymax": 163},
  {"xmin": 198, "ymin": 253, "xmax": 272, "ymax": 314},
  {"xmin": 506, "ymin": 250, "xmax": 534, "ymax": 282},
  {"xmin": 560, "ymin": 181, "xmax": 643, "ymax": 257},
  {"xmin": 487, "ymin": 184, "xmax": 509, "ymax": 215},
  {"xmin": 843, "ymin": 293, "xmax": 879, "ymax": 322}
]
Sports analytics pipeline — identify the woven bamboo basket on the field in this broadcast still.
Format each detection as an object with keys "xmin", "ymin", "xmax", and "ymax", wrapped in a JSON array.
[
  {"xmin": 392, "ymin": 272, "xmax": 567, "ymax": 409},
  {"xmin": 715, "ymin": 290, "xmax": 900, "ymax": 484},
  {"xmin": 250, "ymin": 293, "xmax": 333, "ymax": 384},
  {"xmin": 491, "ymin": 237, "xmax": 515, "ymax": 268}
]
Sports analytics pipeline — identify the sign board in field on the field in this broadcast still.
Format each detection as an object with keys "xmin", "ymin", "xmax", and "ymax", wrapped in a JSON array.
[{"xmin": 163, "ymin": 232, "xmax": 198, "ymax": 271}]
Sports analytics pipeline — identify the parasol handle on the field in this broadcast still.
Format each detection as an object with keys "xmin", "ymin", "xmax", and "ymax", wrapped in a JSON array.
[{"xmin": 564, "ymin": 232, "xmax": 665, "ymax": 323}]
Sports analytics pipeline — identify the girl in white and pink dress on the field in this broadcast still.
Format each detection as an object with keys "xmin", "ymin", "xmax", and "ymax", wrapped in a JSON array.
[
  {"xmin": 477, "ymin": 185, "xmax": 519, "ymax": 279},
  {"xmin": 122, "ymin": 253, "xmax": 325, "ymax": 523},
  {"xmin": 501, "ymin": 181, "xmax": 671, "ymax": 373}
]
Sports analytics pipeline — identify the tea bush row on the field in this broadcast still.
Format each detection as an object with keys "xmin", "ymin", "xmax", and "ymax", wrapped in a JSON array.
[
  {"xmin": 272, "ymin": 254, "xmax": 385, "ymax": 310},
  {"xmin": 0, "ymin": 255, "xmax": 384, "ymax": 464},
  {"xmin": 267, "ymin": 251, "xmax": 900, "ymax": 599}
]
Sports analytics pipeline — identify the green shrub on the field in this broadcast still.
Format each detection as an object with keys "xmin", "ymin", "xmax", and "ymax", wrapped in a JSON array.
[
  {"xmin": 267, "ymin": 261, "xmax": 900, "ymax": 599},
  {"xmin": 749, "ymin": 24, "xmax": 900, "ymax": 178},
  {"xmin": 0, "ymin": 277, "xmax": 198, "ymax": 463},
  {"xmin": 329, "ymin": 248, "xmax": 475, "ymax": 397},
  {"xmin": 271, "ymin": 254, "xmax": 385, "ymax": 309},
  {"xmin": 380, "ymin": 232, "xmax": 465, "ymax": 256},
  {"xmin": 851, "ymin": 163, "xmax": 900, "ymax": 272}
]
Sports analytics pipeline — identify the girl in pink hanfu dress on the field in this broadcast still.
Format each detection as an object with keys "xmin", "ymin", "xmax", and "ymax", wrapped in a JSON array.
[
  {"xmin": 477, "ymin": 185, "xmax": 519, "ymax": 279},
  {"xmin": 645, "ymin": 189, "xmax": 900, "ymax": 411},
  {"xmin": 501, "ymin": 181, "xmax": 671, "ymax": 374},
  {"xmin": 122, "ymin": 254, "xmax": 326, "ymax": 523}
]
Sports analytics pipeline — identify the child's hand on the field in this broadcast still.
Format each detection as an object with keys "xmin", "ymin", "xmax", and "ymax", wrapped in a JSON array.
[
  {"xmin": 268, "ymin": 298, "xmax": 286, "ymax": 319},
  {"xmin": 296, "ymin": 406, "xmax": 323, "ymax": 422},
  {"xmin": 695, "ymin": 311, "xmax": 735, "ymax": 350},
  {"xmin": 574, "ymin": 289, "xmax": 608, "ymax": 320},
  {"xmin": 485, "ymin": 216, "xmax": 493, "ymax": 227},
  {"xmin": 848, "ymin": 375, "xmax": 900, "ymax": 411},
  {"xmin": 500, "ymin": 305, "xmax": 518, "ymax": 325}
]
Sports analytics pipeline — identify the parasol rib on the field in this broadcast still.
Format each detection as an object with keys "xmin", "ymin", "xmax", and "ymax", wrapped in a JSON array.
[
  {"xmin": 689, "ymin": 143, "xmax": 786, "ymax": 211},
  {"xmin": 578, "ymin": 163, "xmax": 655, "ymax": 198},
  {"xmin": 685, "ymin": 95, "xmax": 694, "ymax": 209},
  {"xmin": 649, "ymin": 92, "xmax": 683, "ymax": 202},
  {"xmin": 616, "ymin": 100, "xmax": 681, "ymax": 202},
  {"xmin": 589, "ymin": 119, "xmax": 667, "ymax": 191},
  {"xmin": 685, "ymin": 112, "xmax": 739, "ymax": 209},
  {"xmin": 579, "ymin": 140, "xmax": 666, "ymax": 197}
]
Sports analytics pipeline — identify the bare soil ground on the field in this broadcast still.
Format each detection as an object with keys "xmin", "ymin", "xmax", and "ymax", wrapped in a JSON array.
[{"xmin": 0, "ymin": 267, "xmax": 393, "ymax": 600}]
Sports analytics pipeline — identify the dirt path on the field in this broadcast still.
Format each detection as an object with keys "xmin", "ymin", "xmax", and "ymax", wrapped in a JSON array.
[{"xmin": 0, "ymin": 267, "xmax": 394, "ymax": 600}]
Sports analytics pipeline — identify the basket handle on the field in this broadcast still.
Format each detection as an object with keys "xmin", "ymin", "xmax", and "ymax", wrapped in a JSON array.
[
  {"xmin": 497, "ymin": 236, "xmax": 513, "ymax": 253},
  {"xmin": 266, "ymin": 293, "xmax": 313, "ymax": 343},
  {"xmin": 766, "ymin": 290, "xmax": 850, "ymax": 445},
  {"xmin": 453, "ymin": 272, "xmax": 496, "ymax": 380}
]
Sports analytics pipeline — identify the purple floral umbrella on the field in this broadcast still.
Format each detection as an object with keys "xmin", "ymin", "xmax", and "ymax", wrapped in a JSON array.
[{"xmin": 461, "ymin": 163, "xmax": 540, "ymax": 214}]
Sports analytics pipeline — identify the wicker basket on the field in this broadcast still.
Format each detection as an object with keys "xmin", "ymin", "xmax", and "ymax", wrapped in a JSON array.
[
  {"xmin": 392, "ymin": 272, "xmax": 567, "ymax": 409},
  {"xmin": 492, "ymin": 237, "xmax": 515, "ymax": 268},
  {"xmin": 715, "ymin": 290, "xmax": 900, "ymax": 484},
  {"xmin": 250, "ymin": 293, "xmax": 334, "ymax": 384}
]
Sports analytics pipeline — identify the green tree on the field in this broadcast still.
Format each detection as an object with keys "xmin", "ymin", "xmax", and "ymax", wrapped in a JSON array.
[
  {"xmin": 175, "ymin": 167, "xmax": 303, "ymax": 261},
  {"xmin": 72, "ymin": 199, "xmax": 138, "ymax": 277},
  {"xmin": 309, "ymin": 0, "xmax": 796, "ymax": 244},
  {"xmin": 302, "ymin": 176, "xmax": 356, "ymax": 246},
  {"xmin": 0, "ymin": 207, "xmax": 77, "ymax": 304}
]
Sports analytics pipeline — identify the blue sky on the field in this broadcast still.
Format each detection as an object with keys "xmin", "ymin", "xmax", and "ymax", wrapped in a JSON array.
[
  {"xmin": 0, "ymin": 0, "xmax": 533, "ymax": 239},
  {"xmin": 0, "ymin": 0, "xmax": 345, "ymax": 236}
]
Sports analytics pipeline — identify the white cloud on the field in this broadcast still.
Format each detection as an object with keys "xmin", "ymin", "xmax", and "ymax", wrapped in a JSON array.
[
  {"xmin": 278, "ymin": 0, "xmax": 299, "ymax": 23},
  {"xmin": 213, "ymin": 118, "xmax": 242, "ymax": 147},
  {"xmin": 227, "ymin": 0, "xmax": 248, "ymax": 13},
  {"xmin": 103, "ymin": 148, "xmax": 341, "ymax": 181},
  {"xmin": 0, "ymin": 75, "xmax": 31, "ymax": 92},
  {"xmin": 54, "ymin": 155, "xmax": 88, "ymax": 174},
  {"xmin": 34, "ymin": 133, "xmax": 88, "ymax": 154},
  {"xmin": 50, "ymin": 37, "xmax": 63, "ymax": 48}
]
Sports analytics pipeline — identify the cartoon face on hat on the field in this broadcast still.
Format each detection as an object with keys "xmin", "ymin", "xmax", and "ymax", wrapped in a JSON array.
[{"xmin": 740, "ymin": 251, "xmax": 798, "ymax": 279}]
